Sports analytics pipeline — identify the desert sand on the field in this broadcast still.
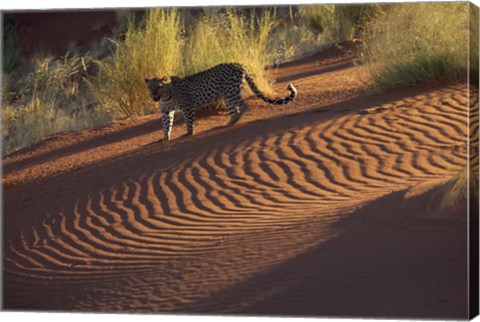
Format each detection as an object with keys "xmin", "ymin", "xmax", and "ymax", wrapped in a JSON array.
[{"xmin": 2, "ymin": 42, "xmax": 471, "ymax": 318}]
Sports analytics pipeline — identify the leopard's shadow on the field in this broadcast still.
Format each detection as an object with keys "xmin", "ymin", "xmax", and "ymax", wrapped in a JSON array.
[{"xmin": 140, "ymin": 121, "xmax": 233, "ymax": 152}]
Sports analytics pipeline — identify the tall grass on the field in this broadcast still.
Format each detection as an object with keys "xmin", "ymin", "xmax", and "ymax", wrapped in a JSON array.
[
  {"xmin": 92, "ymin": 9, "xmax": 183, "ymax": 118},
  {"xmin": 362, "ymin": 3, "xmax": 469, "ymax": 92},
  {"xmin": 185, "ymin": 9, "xmax": 277, "ymax": 95},
  {"xmin": 26, "ymin": 53, "xmax": 93, "ymax": 113}
]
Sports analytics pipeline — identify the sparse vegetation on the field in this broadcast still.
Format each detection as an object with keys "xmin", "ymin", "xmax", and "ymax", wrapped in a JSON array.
[
  {"xmin": 2, "ymin": 103, "xmax": 112, "ymax": 155},
  {"xmin": 362, "ymin": 2, "xmax": 469, "ymax": 92},
  {"xmin": 2, "ymin": 53, "xmax": 112, "ymax": 155}
]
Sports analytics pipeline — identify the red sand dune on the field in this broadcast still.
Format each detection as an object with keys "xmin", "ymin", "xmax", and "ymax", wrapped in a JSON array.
[{"xmin": 2, "ymin": 42, "xmax": 471, "ymax": 318}]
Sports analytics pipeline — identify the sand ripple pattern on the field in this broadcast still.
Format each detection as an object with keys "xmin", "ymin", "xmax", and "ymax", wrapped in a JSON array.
[{"xmin": 4, "ymin": 84, "xmax": 469, "ymax": 312}]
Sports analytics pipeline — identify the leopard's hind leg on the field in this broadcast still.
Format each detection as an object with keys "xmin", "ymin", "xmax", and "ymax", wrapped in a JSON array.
[
  {"xmin": 183, "ymin": 107, "xmax": 196, "ymax": 135},
  {"xmin": 225, "ymin": 92, "xmax": 248, "ymax": 125}
]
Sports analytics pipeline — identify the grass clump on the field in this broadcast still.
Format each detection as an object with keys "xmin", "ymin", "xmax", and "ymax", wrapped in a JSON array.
[
  {"xmin": 270, "ymin": 17, "xmax": 326, "ymax": 64},
  {"xmin": 92, "ymin": 9, "xmax": 183, "ymax": 118},
  {"xmin": 440, "ymin": 166, "xmax": 478, "ymax": 212},
  {"xmin": 2, "ymin": 53, "xmax": 112, "ymax": 155},
  {"xmin": 298, "ymin": 4, "xmax": 381, "ymax": 43},
  {"xmin": 25, "ymin": 53, "xmax": 93, "ymax": 113},
  {"xmin": 362, "ymin": 2, "xmax": 469, "ymax": 92}
]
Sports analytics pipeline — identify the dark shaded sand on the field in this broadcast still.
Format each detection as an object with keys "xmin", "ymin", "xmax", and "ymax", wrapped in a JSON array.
[{"xmin": 3, "ymin": 42, "xmax": 471, "ymax": 318}]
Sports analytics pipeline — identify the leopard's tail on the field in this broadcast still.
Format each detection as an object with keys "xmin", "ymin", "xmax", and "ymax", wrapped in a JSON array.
[{"xmin": 244, "ymin": 72, "xmax": 297, "ymax": 105}]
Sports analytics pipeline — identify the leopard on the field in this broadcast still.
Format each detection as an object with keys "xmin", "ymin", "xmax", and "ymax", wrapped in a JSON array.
[{"xmin": 145, "ymin": 63, "xmax": 297, "ymax": 141}]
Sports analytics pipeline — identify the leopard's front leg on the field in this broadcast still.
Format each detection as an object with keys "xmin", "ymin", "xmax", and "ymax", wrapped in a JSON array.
[
  {"xmin": 162, "ymin": 110, "xmax": 175, "ymax": 141},
  {"xmin": 183, "ymin": 107, "xmax": 196, "ymax": 136}
]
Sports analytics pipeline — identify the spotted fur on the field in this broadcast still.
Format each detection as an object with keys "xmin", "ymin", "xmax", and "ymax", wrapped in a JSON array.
[{"xmin": 145, "ymin": 63, "xmax": 297, "ymax": 141}]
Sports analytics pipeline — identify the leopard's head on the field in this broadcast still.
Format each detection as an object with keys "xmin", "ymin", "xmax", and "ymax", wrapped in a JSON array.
[{"xmin": 145, "ymin": 76, "xmax": 173, "ymax": 102}]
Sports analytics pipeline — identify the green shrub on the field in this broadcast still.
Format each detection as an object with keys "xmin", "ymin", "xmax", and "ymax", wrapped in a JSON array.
[
  {"xmin": 298, "ymin": 4, "xmax": 381, "ymax": 43},
  {"xmin": 299, "ymin": 6, "xmax": 327, "ymax": 35},
  {"xmin": 362, "ymin": 2, "xmax": 469, "ymax": 92}
]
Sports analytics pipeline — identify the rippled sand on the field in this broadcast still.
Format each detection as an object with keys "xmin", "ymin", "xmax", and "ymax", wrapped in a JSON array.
[{"xmin": 3, "ymin": 43, "xmax": 472, "ymax": 318}]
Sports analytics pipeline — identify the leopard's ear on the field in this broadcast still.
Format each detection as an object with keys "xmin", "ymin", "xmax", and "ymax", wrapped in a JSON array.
[{"xmin": 160, "ymin": 76, "xmax": 168, "ymax": 83}]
